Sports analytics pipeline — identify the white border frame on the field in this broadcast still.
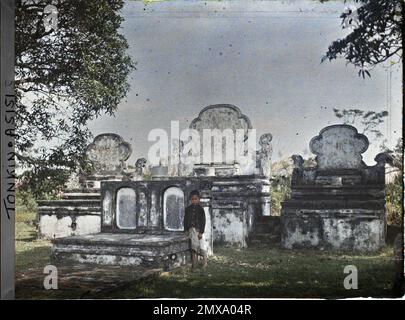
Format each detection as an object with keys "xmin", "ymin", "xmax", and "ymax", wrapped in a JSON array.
[{"xmin": 1, "ymin": 0, "xmax": 15, "ymax": 300}]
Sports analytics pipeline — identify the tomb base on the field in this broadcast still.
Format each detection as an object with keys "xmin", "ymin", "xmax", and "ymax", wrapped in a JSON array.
[
  {"xmin": 281, "ymin": 125, "xmax": 389, "ymax": 252},
  {"xmin": 281, "ymin": 208, "xmax": 385, "ymax": 251},
  {"xmin": 38, "ymin": 188, "xmax": 101, "ymax": 239},
  {"xmin": 281, "ymin": 183, "xmax": 386, "ymax": 251},
  {"xmin": 51, "ymin": 232, "xmax": 191, "ymax": 269}
]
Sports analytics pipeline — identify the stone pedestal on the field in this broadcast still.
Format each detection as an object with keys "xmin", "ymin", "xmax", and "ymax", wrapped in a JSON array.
[
  {"xmin": 210, "ymin": 176, "xmax": 271, "ymax": 247},
  {"xmin": 193, "ymin": 163, "xmax": 241, "ymax": 176},
  {"xmin": 281, "ymin": 125, "xmax": 388, "ymax": 251},
  {"xmin": 38, "ymin": 188, "xmax": 101, "ymax": 239},
  {"xmin": 51, "ymin": 233, "xmax": 190, "ymax": 269}
]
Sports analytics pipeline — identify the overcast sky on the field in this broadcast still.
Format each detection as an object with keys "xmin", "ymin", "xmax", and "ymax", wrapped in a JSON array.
[{"xmin": 88, "ymin": 0, "xmax": 402, "ymax": 165}]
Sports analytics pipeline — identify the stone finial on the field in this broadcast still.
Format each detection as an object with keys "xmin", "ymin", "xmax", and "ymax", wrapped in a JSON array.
[
  {"xmin": 259, "ymin": 133, "xmax": 273, "ymax": 151},
  {"xmin": 374, "ymin": 152, "xmax": 393, "ymax": 167},
  {"xmin": 135, "ymin": 158, "xmax": 147, "ymax": 171},
  {"xmin": 85, "ymin": 133, "xmax": 132, "ymax": 175},
  {"xmin": 291, "ymin": 155, "xmax": 304, "ymax": 169},
  {"xmin": 309, "ymin": 125, "xmax": 369, "ymax": 170},
  {"xmin": 135, "ymin": 158, "xmax": 147, "ymax": 178},
  {"xmin": 258, "ymin": 133, "xmax": 273, "ymax": 177}
]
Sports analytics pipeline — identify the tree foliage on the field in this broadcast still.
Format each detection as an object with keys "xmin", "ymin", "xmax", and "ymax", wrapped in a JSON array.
[
  {"xmin": 270, "ymin": 159, "xmax": 293, "ymax": 216},
  {"xmin": 15, "ymin": 0, "xmax": 134, "ymax": 196},
  {"xmin": 322, "ymin": 0, "xmax": 403, "ymax": 77},
  {"xmin": 333, "ymin": 107, "xmax": 403, "ymax": 226},
  {"xmin": 332, "ymin": 108, "xmax": 388, "ymax": 145},
  {"xmin": 385, "ymin": 138, "xmax": 403, "ymax": 226}
]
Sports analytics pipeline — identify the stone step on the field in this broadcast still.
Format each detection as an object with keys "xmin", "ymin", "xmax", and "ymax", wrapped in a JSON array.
[
  {"xmin": 291, "ymin": 187, "xmax": 383, "ymax": 193},
  {"xmin": 37, "ymin": 206, "xmax": 101, "ymax": 215},
  {"xmin": 293, "ymin": 185, "xmax": 383, "ymax": 190},
  {"xmin": 51, "ymin": 233, "xmax": 191, "ymax": 270},
  {"xmin": 63, "ymin": 188, "xmax": 101, "ymax": 194},
  {"xmin": 282, "ymin": 199, "xmax": 384, "ymax": 209},
  {"xmin": 250, "ymin": 216, "xmax": 281, "ymax": 244},
  {"xmin": 290, "ymin": 193, "xmax": 384, "ymax": 200},
  {"xmin": 249, "ymin": 233, "xmax": 281, "ymax": 245},
  {"xmin": 252, "ymin": 233, "xmax": 280, "ymax": 239},
  {"xmin": 62, "ymin": 192, "xmax": 101, "ymax": 200},
  {"xmin": 255, "ymin": 224, "xmax": 281, "ymax": 234},
  {"xmin": 255, "ymin": 216, "xmax": 280, "ymax": 233},
  {"xmin": 256, "ymin": 216, "xmax": 280, "ymax": 224},
  {"xmin": 37, "ymin": 199, "xmax": 101, "ymax": 207}
]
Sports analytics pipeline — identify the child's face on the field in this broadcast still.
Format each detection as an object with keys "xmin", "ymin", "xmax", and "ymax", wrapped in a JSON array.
[{"xmin": 191, "ymin": 195, "xmax": 200, "ymax": 205}]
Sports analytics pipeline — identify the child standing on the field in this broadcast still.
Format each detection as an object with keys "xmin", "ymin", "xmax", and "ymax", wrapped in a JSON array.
[{"xmin": 184, "ymin": 190, "xmax": 207, "ymax": 270}]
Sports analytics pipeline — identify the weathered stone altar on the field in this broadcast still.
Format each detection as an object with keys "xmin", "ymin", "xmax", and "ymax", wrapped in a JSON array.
[{"xmin": 281, "ymin": 124, "xmax": 388, "ymax": 251}]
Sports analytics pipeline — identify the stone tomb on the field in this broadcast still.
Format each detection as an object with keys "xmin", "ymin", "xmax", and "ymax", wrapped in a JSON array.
[
  {"xmin": 52, "ymin": 178, "xmax": 212, "ymax": 268},
  {"xmin": 281, "ymin": 124, "xmax": 389, "ymax": 251},
  {"xmin": 37, "ymin": 133, "xmax": 133, "ymax": 239},
  {"xmin": 52, "ymin": 174, "xmax": 271, "ymax": 267},
  {"xmin": 48, "ymin": 104, "xmax": 273, "ymax": 268}
]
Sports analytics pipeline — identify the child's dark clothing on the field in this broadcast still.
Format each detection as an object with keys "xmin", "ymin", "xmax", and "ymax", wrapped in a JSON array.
[
  {"xmin": 184, "ymin": 204, "xmax": 207, "ymax": 257},
  {"xmin": 184, "ymin": 204, "xmax": 206, "ymax": 234}
]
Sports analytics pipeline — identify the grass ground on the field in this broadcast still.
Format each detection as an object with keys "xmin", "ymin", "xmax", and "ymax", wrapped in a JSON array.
[
  {"xmin": 15, "ymin": 204, "xmax": 52, "ymax": 274},
  {"xmin": 104, "ymin": 246, "xmax": 396, "ymax": 299},
  {"xmin": 16, "ymin": 206, "xmax": 398, "ymax": 299}
]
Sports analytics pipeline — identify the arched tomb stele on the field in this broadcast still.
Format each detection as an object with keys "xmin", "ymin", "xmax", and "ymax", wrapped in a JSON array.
[
  {"xmin": 85, "ymin": 133, "xmax": 132, "ymax": 175},
  {"xmin": 189, "ymin": 104, "xmax": 252, "ymax": 166},
  {"xmin": 309, "ymin": 124, "xmax": 368, "ymax": 170}
]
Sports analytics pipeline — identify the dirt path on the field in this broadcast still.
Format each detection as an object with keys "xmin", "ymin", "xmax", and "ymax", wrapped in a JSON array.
[{"xmin": 16, "ymin": 263, "xmax": 163, "ymax": 299}]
